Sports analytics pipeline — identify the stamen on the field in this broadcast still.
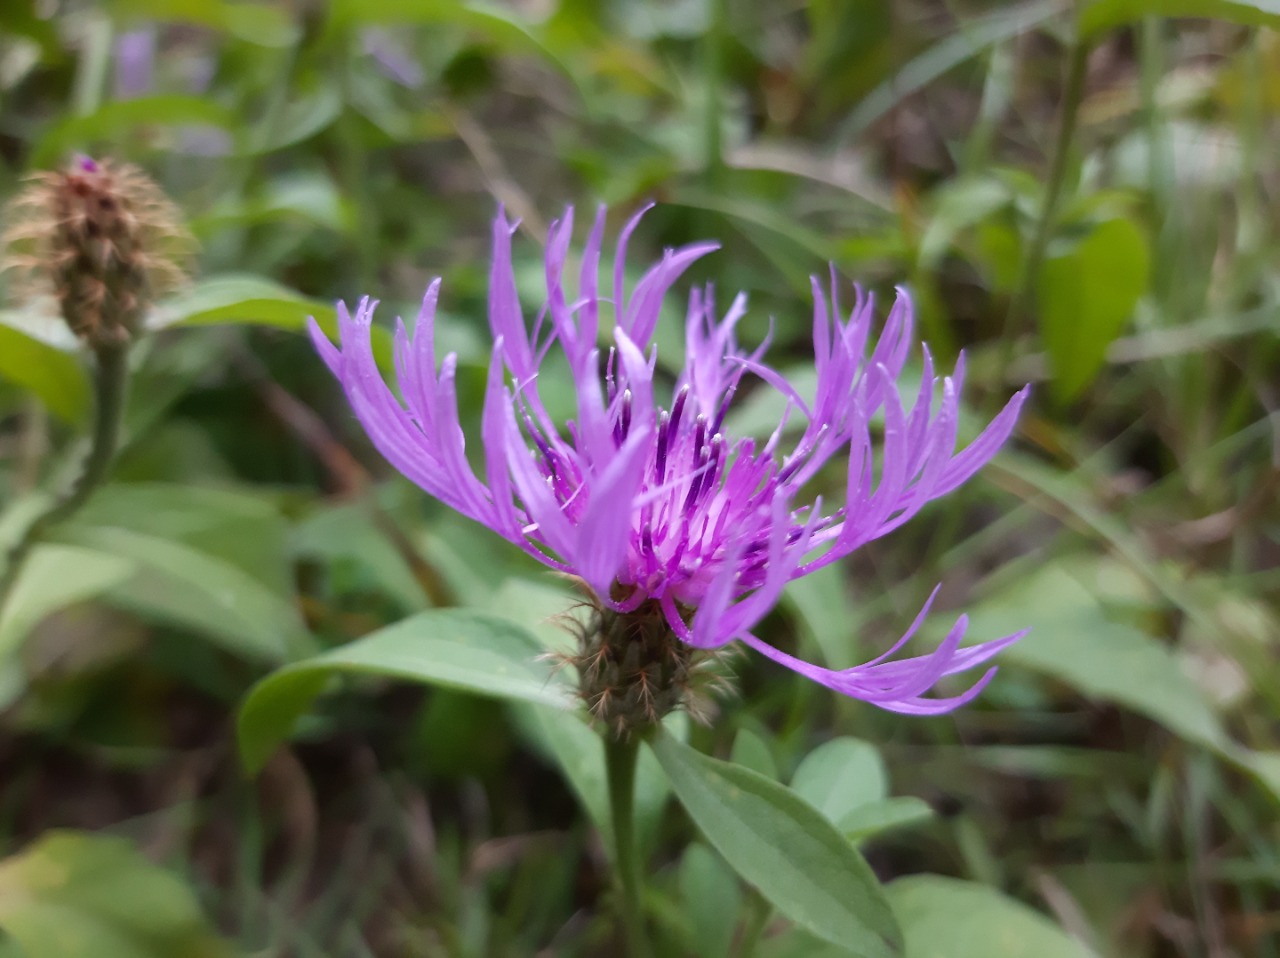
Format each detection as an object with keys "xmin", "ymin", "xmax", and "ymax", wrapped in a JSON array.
[
  {"xmin": 669, "ymin": 384, "xmax": 690, "ymax": 438},
  {"xmin": 654, "ymin": 410, "xmax": 671, "ymax": 482}
]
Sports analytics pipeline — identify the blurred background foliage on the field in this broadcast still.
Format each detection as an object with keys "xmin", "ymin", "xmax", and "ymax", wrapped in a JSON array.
[{"xmin": 0, "ymin": 0, "xmax": 1278, "ymax": 955}]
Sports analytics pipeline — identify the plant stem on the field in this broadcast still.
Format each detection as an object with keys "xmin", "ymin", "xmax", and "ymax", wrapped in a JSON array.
[
  {"xmin": 605, "ymin": 735, "xmax": 650, "ymax": 958},
  {"xmin": 0, "ymin": 342, "xmax": 130, "ymax": 616},
  {"xmin": 999, "ymin": 35, "xmax": 1090, "ymax": 374}
]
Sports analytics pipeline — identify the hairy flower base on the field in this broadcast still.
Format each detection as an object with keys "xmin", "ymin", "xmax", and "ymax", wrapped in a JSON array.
[
  {"xmin": 312, "ymin": 204, "xmax": 1030, "ymax": 719},
  {"xmin": 563, "ymin": 594, "xmax": 733, "ymax": 738}
]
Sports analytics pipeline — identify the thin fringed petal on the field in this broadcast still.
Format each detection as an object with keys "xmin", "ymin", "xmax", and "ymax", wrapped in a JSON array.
[
  {"xmin": 573, "ymin": 427, "xmax": 653, "ymax": 596},
  {"xmin": 738, "ymin": 620, "xmax": 1014, "ymax": 715},
  {"xmin": 626, "ymin": 242, "xmax": 720, "ymax": 347},
  {"xmin": 936, "ymin": 385, "xmax": 1031, "ymax": 496},
  {"xmin": 489, "ymin": 210, "xmax": 533, "ymax": 378},
  {"xmin": 308, "ymin": 316, "xmax": 341, "ymax": 377}
]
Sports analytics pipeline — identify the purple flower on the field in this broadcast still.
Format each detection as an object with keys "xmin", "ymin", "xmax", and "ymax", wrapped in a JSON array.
[
  {"xmin": 311, "ymin": 206, "xmax": 1030, "ymax": 716},
  {"xmin": 113, "ymin": 27, "xmax": 156, "ymax": 100}
]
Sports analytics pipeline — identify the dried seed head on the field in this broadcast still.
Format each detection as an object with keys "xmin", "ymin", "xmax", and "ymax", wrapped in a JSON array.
[
  {"xmin": 558, "ymin": 589, "xmax": 737, "ymax": 741},
  {"xmin": 1, "ymin": 156, "xmax": 194, "ymax": 348}
]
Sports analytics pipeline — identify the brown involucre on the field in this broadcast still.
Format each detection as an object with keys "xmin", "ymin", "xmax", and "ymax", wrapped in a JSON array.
[{"xmin": 1, "ymin": 156, "xmax": 193, "ymax": 348}]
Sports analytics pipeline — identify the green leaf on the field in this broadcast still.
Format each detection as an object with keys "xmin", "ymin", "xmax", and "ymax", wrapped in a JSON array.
[
  {"xmin": 843, "ymin": 798, "xmax": 935, "ymax": 842},
  {"xmin": 238, "ymin": 609, "xmax": 575, "ymax": 773},
  {"xmin": 292, "ymin": 503, "xmax": 431, "ymax": 612},
  {"xmin": 790, "ymin": 738, "xmax": 888, "ymax": 828},
  {"xmin": 148, "ymin": 275, "xmax": 398, "ymax": 371},
  {"xmin": 58, "ymin": 484, "xmax": 308, "ymax": 663},
  {"xmin": 756, "ymin": 929, "xmax": 862, "ymax": 958},
  {"xmin": 485, "ymin": 576, "xmax": 580, "ymax": 654},
  {"xmin": 731, "ymin": 727, "xmax": 778, "ymax": 780},
  {"xmin": 968, "ymin": 558, "xmax": 1229, "ymax": 752},
  {"xmin": 888, "ymin": 876, "xmax": 1094, "ymax": 958},
  {"xmin": 0, "ymin": 831, "xmax": 234, "ymax": 958},
  {"xmin": 149, "ymin": 275, "xmax": 333, "ymax": 332},
  {"xmin": 649, "ymin": 729, "xmax": 901, "ymax": 957},
  {"xmin": 1079, "ymin": 0, "xmax": 1280, "ymax": 40},
  {"xmin": 678, "ymin": 844, "xmax": 743, "ymax": 958},
  {"xmin": 0, "ymin": 313, "xmax": 88, "ymax": 424},
  {"xmin": 1036, "ymin": 217, "xmax": 1150, "ymax": 402},
  {"xmin": 0, "ymin": 544, "xmax": 136, "ymax": 666}
]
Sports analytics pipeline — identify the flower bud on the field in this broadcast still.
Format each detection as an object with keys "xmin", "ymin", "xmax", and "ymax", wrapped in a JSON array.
[{"xmin": 2, "ymin": 156, "xmax": 192, "ymax": 349}]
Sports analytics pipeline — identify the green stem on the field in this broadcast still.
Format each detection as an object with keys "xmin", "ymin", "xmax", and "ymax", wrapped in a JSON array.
[
  {"xmin": 999, "ymin": 35, "xmax": 1090, "ymax": 373},
  {"xmin": 0, "ymin": 342, "xmax": 130, "ymax": 615},
  {"xmin": 605, "ymin": 735, "xmax": 650, "ymax": 958}
]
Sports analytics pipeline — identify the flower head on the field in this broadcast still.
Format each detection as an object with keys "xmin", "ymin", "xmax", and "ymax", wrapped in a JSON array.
[{"xmin": 312, "ymin": 206, "xmax": 1029, "ymax": 728}]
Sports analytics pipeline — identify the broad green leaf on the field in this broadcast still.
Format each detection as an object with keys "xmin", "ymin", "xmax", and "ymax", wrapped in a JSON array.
[
  {"xmin": 0, "ymin": 314, "xmax": 88, "ymax": 424},
  {"xmin": 1079, "ymin": 0, "xmax": 1280, "ymax": 40},
  {"xmin": 1037, "ymin": 217, "xmax": 1149, "ymax": 402},
  {"xmin": 417, "ymin": 511, "xmax": 557, "ymax": 607},
  {"xmin": 148, "ymin": 275, "xmax": 399, "ymax": 370},
  {"xmin": 843, "ymin": 798, "xmax": 935, "ymax": 842},
  {"xmin": 649, "ymin": 729, "xmax": 901, "ymax": 957},
  {"xmin": 0, "ymin": 831, "xmax": 233, "ymax": 958},
  {"xmin": 292, "ymin": 503, "xmax": 431, "ymax": 612},
  {"xmin": 678, "ymin": 844, "xmax": 742, "ymax": 958},
  {"xmin": 888, "ymin": 876, "xmax": 1094, "ymax": 958},
  {"xmin": 757, "ymin": 929, "xmax": 862, "ymax": 958},
  {"xmin": 64, "ymin": 528, "xmax": 303, "ymax": 662},
  {"xmin": 790, "ymin": 738, "xmax": 888, "ymax": 828},
  {"xmin": 968, "ymin": 558, "xmax": 1229, "ymax": 752},
  {"xmin": 238, "ymin": 609, "xmax": 575, "ymax": 773},
  {"xmin": 486, "ymin": 576, "xmax": 580, "ymax": 654},
  {"xmin": 57, "ymin": 484, "xmax": 308, "ymax": 663},
  {"xmin": 731, "ymin": 727, "xmax": 778, "ymax": 780},
  {"xmin": 149, "ymin": 275, "xmax": 333, "ymax": 333},
  {"xmin": 0, "ymin": 544, "xmax": 136, "ymax": 663}
]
